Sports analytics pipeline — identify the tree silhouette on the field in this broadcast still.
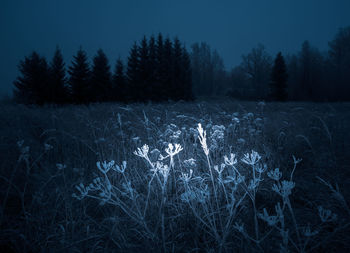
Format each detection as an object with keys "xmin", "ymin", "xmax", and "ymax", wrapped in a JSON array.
[
  {"xmin": 126, "ymin": 43, "xmax": 140, "ymax": 102},
  {"xmin": 328, "ymin": 26, "xmax": 350, "ymax": 100},
  {"xmin": 153, "ymin": 33, "xmax": 165, "ymax": 101},
  {"xmin": 241, "ymin": 44, "xmax": 272, "ymax": 99},
  {"xmin": 181, "ymin": 46, "xmax": 194, "ymax": 101},
  {"xmin": 13, "ymin": 51, "xmax": 49, "ymax": 105},
  {"xmin": 90, "ymin": 49, "xmax": 112, "ymax": 102},
  {"xmin": 269, "ymin": 52, "xmax": 288, "ymax": 101},
  {"xmin": 190, "ymin": 42, "xmax": 226, "ymax": 97},
  {"xmin": 112, "ymin": 58, "xmax": 126, "ymax": 102},
  {"xmin": 68, "ymin": 47, "xmax": 91, "ymax": 104},
  {"xmin": 172, "ymin": 37, "xmax": 183, "ymax": 100},
  {"xmin": 148, "ymin": 35, "xmax": 157, "ymax": 100},
  {"xmin": 300, "ymin": 41, "xmax": 312, "ymax": 100},
  {"xmin": 49, "ymin": 46, "xmax": 68, "ymax": 104},
  {"xmin": 138, "ymin": 36, "xmax": 150, "ymax": 101},
  {"xmin": 161, "ymin": 37, "xmax": 174, "ymax": 100}
]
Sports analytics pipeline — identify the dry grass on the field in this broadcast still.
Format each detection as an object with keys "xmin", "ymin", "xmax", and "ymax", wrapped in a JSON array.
[{"xmin": 0, "ymin": 100, "xmax": 349, "ymax": 252}]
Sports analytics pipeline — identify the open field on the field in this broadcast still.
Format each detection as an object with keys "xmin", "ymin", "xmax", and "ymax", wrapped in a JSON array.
[{"xmin": 0, "ymin": 100, "xmax": 350, "ymax": 252}]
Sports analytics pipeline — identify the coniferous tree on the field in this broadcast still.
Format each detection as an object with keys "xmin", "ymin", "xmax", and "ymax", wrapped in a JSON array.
[
  {"xmin": 138, "ymin": 36, "xmax": 150, "ymax": 101},
  {"xmin": 172, "ymin": 37, "xmax": 183, "ymax": 100},
  {"xmin": 300, "ymin": 41, "xmax": 312, "ymax": 100},
  {"xmin": 148, "ymin": 35, "xmax": 157, "ymax": 99},
  {"xmin": 49, "ymin": 46, "xmax": 67, "ymax": 104},
  {"xmin": 162, "ymin": 37, "xmax": 173, "ymax": 100},
  {"xmin": 13, "ymin": 51, "xmax": 49, "ymax": 105},
  {"xmin": 126, "ymin": 43, "xmax": 140, "ymax": 102},
  {"xmin": 154, "ymin": 33, "xmax": 164, "ymax": 101},
  {"xmin": 112, "ymin": 58, "xmax": 126, "ymax": 102},
  {"xmin": 68, "ymin": 47, "xmax": 91, "ymax": 104},
  {"xmin": 269, "ymin": 52, "xmax": 288, "ymax": 101},
  {"xmin": 90, "ymin": 49, "xmax": 112, "ymax": 102},
  {"xmin": 181, "ymin": 46, "xmax": 194, "ymax": 101},
  {"xmin": 328, "ymin": 26, "xmax": 350, "ymax": 100}
]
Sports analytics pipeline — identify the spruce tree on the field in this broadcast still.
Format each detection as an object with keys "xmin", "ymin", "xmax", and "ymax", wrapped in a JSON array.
[
  {"xmin": 161, "ymin": 37, "xmax": 173, "ymax": 100},
  {"xmin": 172, "ymin": 37, "xmax": 183, "ymax": 100},
  {"xmin": 68, "ymin": 47, "xmax": 91, "ymax": 104},
  {"xmin": 138, "ymin": 36, "xmax": 150, "ymax": 101},
  {"xmin": 112, "ymin": 58, "xmax": 126, "ymax": 102},
  {"xmin": 126, "ymin": 43, "xmax": 140, "ymax": 102},
  {"xmin": 270, "ymin": 52, "xmax": 288, "ymax": 101},
  {"xmin": 181, "ymin": 46, "xmax": 194, "ymax": 101},
  {"xmin": 49, "ymin": 46, "xmax": 67, "ymax": 104},
  {"xmin": 13, "ymin": 51, "xmax": 49, "ymax": 105},
  {"xmin": 148, "ymin": 35, "xmax": 157, "ymax": 99},
  {"xmin": 300, "ymin": 41, "xmax": 312, "ymax": 100},
  {"xmin": 154, "ymin": 33, "xmax": 164, "ymax": 101},
  {"xmin": 90, "ymin": 49, "xmax": 112, "ymax": 102}
]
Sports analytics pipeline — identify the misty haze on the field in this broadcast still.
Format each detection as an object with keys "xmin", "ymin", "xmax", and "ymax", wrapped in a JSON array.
[{"xmin": 1, "ymin": 1, "xmax": 350, "ymax": 252}]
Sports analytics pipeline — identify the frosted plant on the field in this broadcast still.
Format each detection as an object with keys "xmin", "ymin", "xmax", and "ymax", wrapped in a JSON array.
[
  {"xmin": 254, "ymin": 163, "xmax": 267, "ymax": 173},
  {"xmin": 272, "ymin": 180, "xmax": 295, "ymax": 200},
  {"xmin": 258, "ymin": 208, "xmax": 278, "ymax": 226},
  {"xmin": 302, "ymin": 223, "xmax": 319, "ymax": 237},
  {"xmin": 209, "ymin": 125, "xmax": 225, "ymax": 152},
  {"xmin": 180, "ymin": 184, "xmax": 209, "ymax": 204},
  {"xmin": 241, "ymin": 150, "xmax": 261, "ymax": 165},
  {"xmin": 72, "ymin": 183, "xmax": 89, "ymax": 200},
  {"xmin": 44, "ymin": 143, "xmax": 53, "ymax": 151},
  {"xmin": 248, "ymin": 178, "xmax": 262, "ymax": 190},
  {"xmin": 165, "ymin": 143, "xmax": 183, "ymax": 157},
  {"xmin": 233, "ymin": 222, "xmax": 245, "ymax": 234},
  {"xmin": 56, "ymin": 163, "xmax": 66, "ymax": 170},
  {"xmin": 97, "ymin": 160, "xmax": 115, "ymax": 174},
  {"xmin": 237, "ymin": 138, "xmax": 246, "ymax": 144},
  {"xmin": 183, "ymin": 158, "xmax": 197, "ymax": 170},
  {"xmin": 268, "ymin": 168, "xmax": 283, "ymax": 181},
  {"xmin": 149, "ymin": 148, "xmax": 161, "ymax": 161},
  {"xmin": 112, "ymin": 161, "xmax": 127, "ymax": 174},
  {"xmin": 134, "ymin": 144, "xmax": 150, "ymax": 159},
  {"xmin": 197, "ymin": 123, "xmax": 209, "ymax": 156},
  {"xmin": 17, "ymin": 140, "xmax": 30, "ymax": 163},
  {"xmin": 223, "ymin": 174, "xmax": 245, "ymax": 186},
  {"xmin": 318, "ymin": 206, "xmax": 337, "ymax": 223},
  {"xmin": 232, "ymin": 117, "xmax": 240, "ymax": 124},
  {"xmin": 224, "ymin": 153, "xmax": 237, "ymax": 166},
  {"xmin": 179, "ymin": 169, "xmax": 193, "ymax": 183},
  {"xmin": 213, "ymin": 163, "xmax": 225, "ymax": 175},
  {"xmin": 170, "ymin": 130, "xmax": 181, "ymax": 141},
  {"xmin": 156, "ymin": 161, "xmax": 170, "ymax": 181},
  {"xmin": 214, "ymin": 164, "xmax": 225, "ymax": 183}
]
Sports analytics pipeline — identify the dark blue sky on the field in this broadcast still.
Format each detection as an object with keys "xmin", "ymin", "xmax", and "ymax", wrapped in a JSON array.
[{"xmin": 1, "ymin": 0, "xmax": 350, "ymax": 96}]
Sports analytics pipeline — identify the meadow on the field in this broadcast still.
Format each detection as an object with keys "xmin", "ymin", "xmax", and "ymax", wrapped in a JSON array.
[{"xmin": 0, "ymin": 100, "xmax": 349, "ymax": 252}]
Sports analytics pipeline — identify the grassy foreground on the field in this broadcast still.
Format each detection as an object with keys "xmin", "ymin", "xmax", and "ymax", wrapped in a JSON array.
[{"xmin": 0, "ymin": 100, "xmax": 349, "ymax": 252}]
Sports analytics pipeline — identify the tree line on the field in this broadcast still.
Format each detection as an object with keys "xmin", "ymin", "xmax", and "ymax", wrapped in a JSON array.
[
  {"xmin": 13, "ymin": 27, "xmax": 350, "ymax": 104},
  {"xmin": 192, "ymin": 26, "xmax": 350, "ymax": 101},
  {"xmin": 13, "ymin": 34, "xmax": 193, "ymax": 105}
]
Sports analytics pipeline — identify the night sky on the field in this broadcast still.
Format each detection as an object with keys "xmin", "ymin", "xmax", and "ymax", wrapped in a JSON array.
[{"xmin": 1, "ymin": 0, "xmax": 350, "ymax": 96}]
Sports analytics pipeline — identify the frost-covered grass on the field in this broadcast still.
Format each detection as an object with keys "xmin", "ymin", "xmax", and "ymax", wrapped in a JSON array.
[{"xmin": 0, "ymin": 100, "xmax": 350, "ymax": 252}]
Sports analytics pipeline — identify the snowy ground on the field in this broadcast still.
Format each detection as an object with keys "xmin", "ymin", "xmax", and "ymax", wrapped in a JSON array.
[{"xmin": 0, "ymin": 100, "xmax": 349, "ymax": 252}]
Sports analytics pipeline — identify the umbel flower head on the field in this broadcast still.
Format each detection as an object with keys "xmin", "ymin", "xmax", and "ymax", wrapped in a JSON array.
[
  {"xmin": 241, "ymin": 150, "xmax": 261, "ymax": 165},
  {"xmin": 165, "ymin": 143, "xmax": 183, "ymax": 156},
  {"xmin": 224, "ymin": 153, "xmax": 237, "ymax": 166},
  {"xmin": 134, "ymin": 144, "xmax": 149, "ymax": 158}
]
